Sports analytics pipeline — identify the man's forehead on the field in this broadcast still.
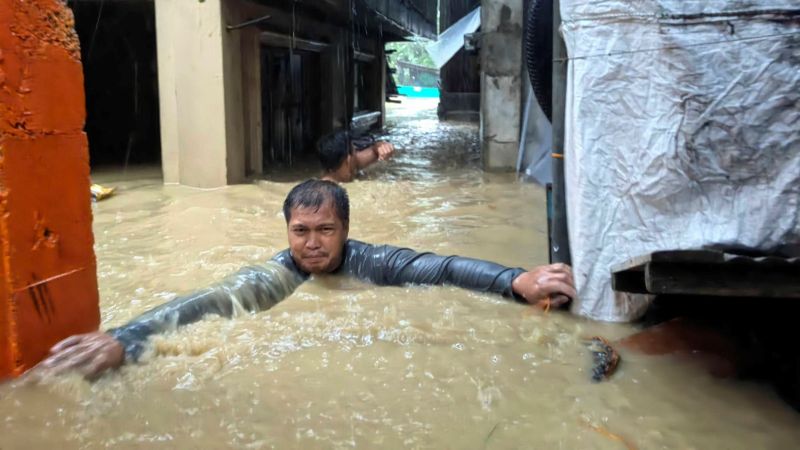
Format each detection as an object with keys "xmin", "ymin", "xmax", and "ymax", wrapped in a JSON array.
[{"xmin": 289, "ymin": 202, "xmax": 340, "ymax": 223}]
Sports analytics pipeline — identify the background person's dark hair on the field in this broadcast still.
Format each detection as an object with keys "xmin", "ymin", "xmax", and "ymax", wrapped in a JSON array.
[
  {"xmin": 283, "ymin": 179, "xmax": 350, "ymax": 224},
  {"xmin": 317, "ymin": 130, "xmax": 351, "ymax": 172}
]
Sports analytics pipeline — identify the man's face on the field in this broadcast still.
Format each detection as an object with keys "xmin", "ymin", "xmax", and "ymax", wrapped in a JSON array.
[{"xmin": 287, "ymin": 201, "xmax": 348, "ymax": 274}]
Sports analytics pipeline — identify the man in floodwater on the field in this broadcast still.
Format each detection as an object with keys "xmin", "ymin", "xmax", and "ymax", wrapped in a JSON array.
[
  {"xmin": 319, "ymin": 130, "xmax": 395, "ymax": 183},
  {"xmin": 35, "ymin": 179, "xmax": 576, "ymax": 378}
]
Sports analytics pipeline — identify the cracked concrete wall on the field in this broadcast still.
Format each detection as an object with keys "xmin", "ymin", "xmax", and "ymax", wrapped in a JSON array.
[{"xmin": 480, "ymin": 0, "xmax": 523, "ymax": 170}]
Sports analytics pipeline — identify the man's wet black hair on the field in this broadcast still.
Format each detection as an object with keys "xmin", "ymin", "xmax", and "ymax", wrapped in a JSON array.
[
  {"xmin": 283, "ymin": 179, "xmax": 350, "ymax": 224},
  {"xmin": 317, "ymin": 130, "xmax": 352, "ymax": 172}
]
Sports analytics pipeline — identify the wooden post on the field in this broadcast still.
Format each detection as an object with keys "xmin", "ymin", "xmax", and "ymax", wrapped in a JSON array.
[
  {"xmin": 375, "ymin": 44, "xmax": 386, "ymax": 129},
  {"xmin": 241, "ymin": 28, "xmax": 263, "ymax": 176}
]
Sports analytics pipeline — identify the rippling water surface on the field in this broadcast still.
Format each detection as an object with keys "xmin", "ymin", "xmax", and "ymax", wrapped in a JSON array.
[{"xmin": 1, "ymin": 99, "xmax": 798, "ymax": 449}]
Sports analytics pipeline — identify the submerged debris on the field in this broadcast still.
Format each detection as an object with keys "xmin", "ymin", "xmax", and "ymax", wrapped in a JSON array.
[
  {"xmin": 90, "ymin": 184, "xmax": 116, "ymax": 201},
  {"xmin": 586, "ymin": 336, "xmax": 620, "ymax": 382},
  {"xmin": 580, "ymin": 418, "xmax": 637, "ymax": 450}
]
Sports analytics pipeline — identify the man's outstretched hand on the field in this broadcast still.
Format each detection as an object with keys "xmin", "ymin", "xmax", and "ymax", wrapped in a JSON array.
[
  {"xmin": 512, "ymin": 263, "xmax": 577, "ymax": 309},
  {"xmin": 30, "ymin": 332, "xmax": 125, "ymax": 380}
]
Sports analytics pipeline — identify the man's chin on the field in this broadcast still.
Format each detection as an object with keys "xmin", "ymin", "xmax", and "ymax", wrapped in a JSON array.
[{"xmin": 300, "ymin": 259, "xmax": 330, "ymax": 274}]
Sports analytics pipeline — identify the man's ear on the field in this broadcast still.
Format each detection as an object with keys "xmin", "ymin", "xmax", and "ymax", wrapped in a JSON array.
[{"xmin": 343, "ymin": 221, "xmax": 350, "ymax": 236}]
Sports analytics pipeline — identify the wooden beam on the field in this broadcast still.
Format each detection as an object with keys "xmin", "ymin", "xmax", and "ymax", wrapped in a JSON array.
[
  {"xmin": 645, "ymin": 262, "xmax": 800, "ymax": 298},
  {"xmin": 612, "ymin": 250, "xmax": 800, "ymax": 298},
  {"xmin": 259, "ymin": 31, "xmax": 329, "ymax": 52}
]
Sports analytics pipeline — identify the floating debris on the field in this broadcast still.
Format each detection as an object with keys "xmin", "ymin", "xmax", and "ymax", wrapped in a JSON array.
[
  {"xmin": 586, "ymin": 336, "xmax": 620, "ymax": 382},
  {"xmin": 90, "ymin": 184, "xmax": 116, "ymax": 201},
  {"xmin": 580, "ymin": 418, "xmax": 637, "ymax": 450}
]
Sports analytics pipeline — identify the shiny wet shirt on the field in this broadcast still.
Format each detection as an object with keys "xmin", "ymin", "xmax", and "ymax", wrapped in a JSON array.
[{"xmin": 109, "ymin": 240, "xmax": 525, "ymax": 361}]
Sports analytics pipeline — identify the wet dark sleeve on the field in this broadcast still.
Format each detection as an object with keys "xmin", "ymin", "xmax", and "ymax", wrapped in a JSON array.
[
  {"xmin": 343, "ymin": 242, "xmax": 525, "ymax": 299},
  {"xmin": 107, "ymin": 260, "xmax": 305, "ymax": 362}
]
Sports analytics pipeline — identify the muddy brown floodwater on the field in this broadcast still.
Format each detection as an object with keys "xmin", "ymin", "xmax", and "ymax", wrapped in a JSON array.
[{"xmin": 2, "ymin": 99, "xmax": 799, "ymax": 449}]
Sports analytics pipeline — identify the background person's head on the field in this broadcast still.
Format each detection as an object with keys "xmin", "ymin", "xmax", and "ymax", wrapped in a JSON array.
[
  {"xmin": 282, "ymin": 179, "xmax": 350, "ymax": 274},
  {"xmin": 317, "ymin": 130, "xmax": 357, "ymax": 182}
]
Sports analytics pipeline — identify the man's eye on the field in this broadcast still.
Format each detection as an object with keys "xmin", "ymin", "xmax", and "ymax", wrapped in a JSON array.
[
  {"xmin": 322, "ymin": 227, "xmax": 335, "ymax": 234},
  {"xmin": 293, "ymin": 229, "xmax": 307, "ymax": 235}
]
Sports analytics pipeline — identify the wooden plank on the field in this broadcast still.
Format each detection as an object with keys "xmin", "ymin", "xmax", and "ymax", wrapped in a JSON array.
[
  {"xmin": 645, "ymin": 262, "xmax": 800, "ymax": 298},
  {"xmin": 648, "ymin": 250, "xmax": 726, "ymax": 264},
  {"xmin": 611, "ymin": 267, "xmax": 648, "ymax": 294},
  {"xmin": 611, "ymin": 250, "xmax": 727, "ymax": 273},
  {"xmin": 354, "ymin": 51, "xmax": 375, "ymax": 62},
  {"xmin": 610, "ymin": 254, "xmax": 653, "ymax": 273},
  {"xmin": 241, "ymin": 28, "xmax": 262, "ymax": 176},
  {"xmin": 260, "ymin": 31, "xmax": 329, "ymax": 53}
]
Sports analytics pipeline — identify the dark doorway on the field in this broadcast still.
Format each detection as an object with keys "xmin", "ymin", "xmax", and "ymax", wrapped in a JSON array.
[
  {"xmin": 261, "ymin": 48, "xmax": 321, "ymax": 169},
  {"xmin": 67, "ymin": 0, "xmax": 161, "ymax": 168}
]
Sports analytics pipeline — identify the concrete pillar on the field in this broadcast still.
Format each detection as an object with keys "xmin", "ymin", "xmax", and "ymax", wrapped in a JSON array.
[
  {"xmin": 480, "ymin": 1, "xmax": 523, "ymax": 170},
  {"xmin": 155, "ymin": 0, "xmax": 246, "ymax": 188},
  {"xmin": 0, "ymin": 0, "xmax": 100, "ymax": 377}
]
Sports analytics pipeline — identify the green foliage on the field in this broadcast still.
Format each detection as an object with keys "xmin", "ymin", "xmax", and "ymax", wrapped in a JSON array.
[{"xmin": 386, "ymin": 41, "xmax": 436, "ymax": 69}]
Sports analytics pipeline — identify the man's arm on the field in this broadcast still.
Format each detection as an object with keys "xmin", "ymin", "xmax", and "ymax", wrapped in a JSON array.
[
  {"xmin": 108, "ymin": 262, "xmax": 304, "ymax": 361},
  {"xmin": 353, "ymin": 141, "xmax": 394, "ymax": 171},
  {"xmin": 33, "ymin": 260, "xmax": 305, "ymax": 378},
  {"xmin": 341, "ymin": 242, "xmax": 576, "ymax": 305}
]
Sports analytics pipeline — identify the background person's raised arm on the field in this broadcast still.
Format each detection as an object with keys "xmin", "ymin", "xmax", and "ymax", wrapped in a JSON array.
[{"xmin": 354, "ymin": 141, "xmax": 394, "ymax": 170}]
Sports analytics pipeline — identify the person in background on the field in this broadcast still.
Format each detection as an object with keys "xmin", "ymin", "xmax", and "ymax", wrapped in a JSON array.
[{"xmin": 319, "ymin": 130, "xmax": 395, "ymax": 183}]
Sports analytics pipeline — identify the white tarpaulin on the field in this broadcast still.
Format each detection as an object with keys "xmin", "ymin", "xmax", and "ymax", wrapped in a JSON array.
[
  {"xmin": 426, "ymin": 7, "xmax": 481, "ymax": 69},
  {"xmin": 561, "ymin": 1, "xmax": 800, "ymax": 321}
]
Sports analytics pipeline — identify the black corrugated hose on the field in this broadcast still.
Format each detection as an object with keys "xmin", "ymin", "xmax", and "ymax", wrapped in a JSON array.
[{"xmin": 524, "ymin": 0, "xmax": 553, "ymax": 121}]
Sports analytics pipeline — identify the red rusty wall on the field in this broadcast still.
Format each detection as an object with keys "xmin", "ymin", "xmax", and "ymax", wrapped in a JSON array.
[{"xmin": 0, "ymin": 0, "xmax": 100, "ymax": 377}]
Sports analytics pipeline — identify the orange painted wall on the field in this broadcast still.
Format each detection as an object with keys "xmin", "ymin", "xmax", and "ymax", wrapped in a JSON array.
[{"xmin": 0, "ymin": 0, "xmax": 100, "ymax": 377}]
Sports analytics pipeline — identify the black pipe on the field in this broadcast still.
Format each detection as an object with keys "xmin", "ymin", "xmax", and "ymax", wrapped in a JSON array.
[
  {"xmin": 550, "ymin": 0, "xmax": 571, "ymax": 265},
  {"xmin": 523, "ymin": 0, "xmax": 552, "ymax": 121},
  {"xmin": 522, "ymin": 0, "xmax": 569, "ymax": 264}
]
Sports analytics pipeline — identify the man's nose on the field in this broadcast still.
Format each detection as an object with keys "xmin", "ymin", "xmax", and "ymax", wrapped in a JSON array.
[{"xmin": 305, "ymin": 233, "xmax": 321, "ymax": 249}]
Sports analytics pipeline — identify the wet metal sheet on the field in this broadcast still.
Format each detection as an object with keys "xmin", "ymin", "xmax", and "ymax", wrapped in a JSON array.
[{"xmin": 426, "ymin": 7, "xmax": 481, "ymax": 68}]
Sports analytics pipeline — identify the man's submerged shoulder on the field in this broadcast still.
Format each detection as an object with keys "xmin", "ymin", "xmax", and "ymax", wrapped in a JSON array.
[
  {"xmin": 270, "ymin": 248, "xmax": 297, "ymax": 271},
  {"xmin": 344, "ymin": 238, "xmax": 369, "ymax": 249},
  {"xmin": 343, "ymin": 240, "xmax": 412, "ymax": 263},
  {"xmin": 271, "ymin": 247, "xmax": 291, "ymax": 260},
  {"xmin": 343, "ymin": 239, "xmax": 397, "ymax": 256}
]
